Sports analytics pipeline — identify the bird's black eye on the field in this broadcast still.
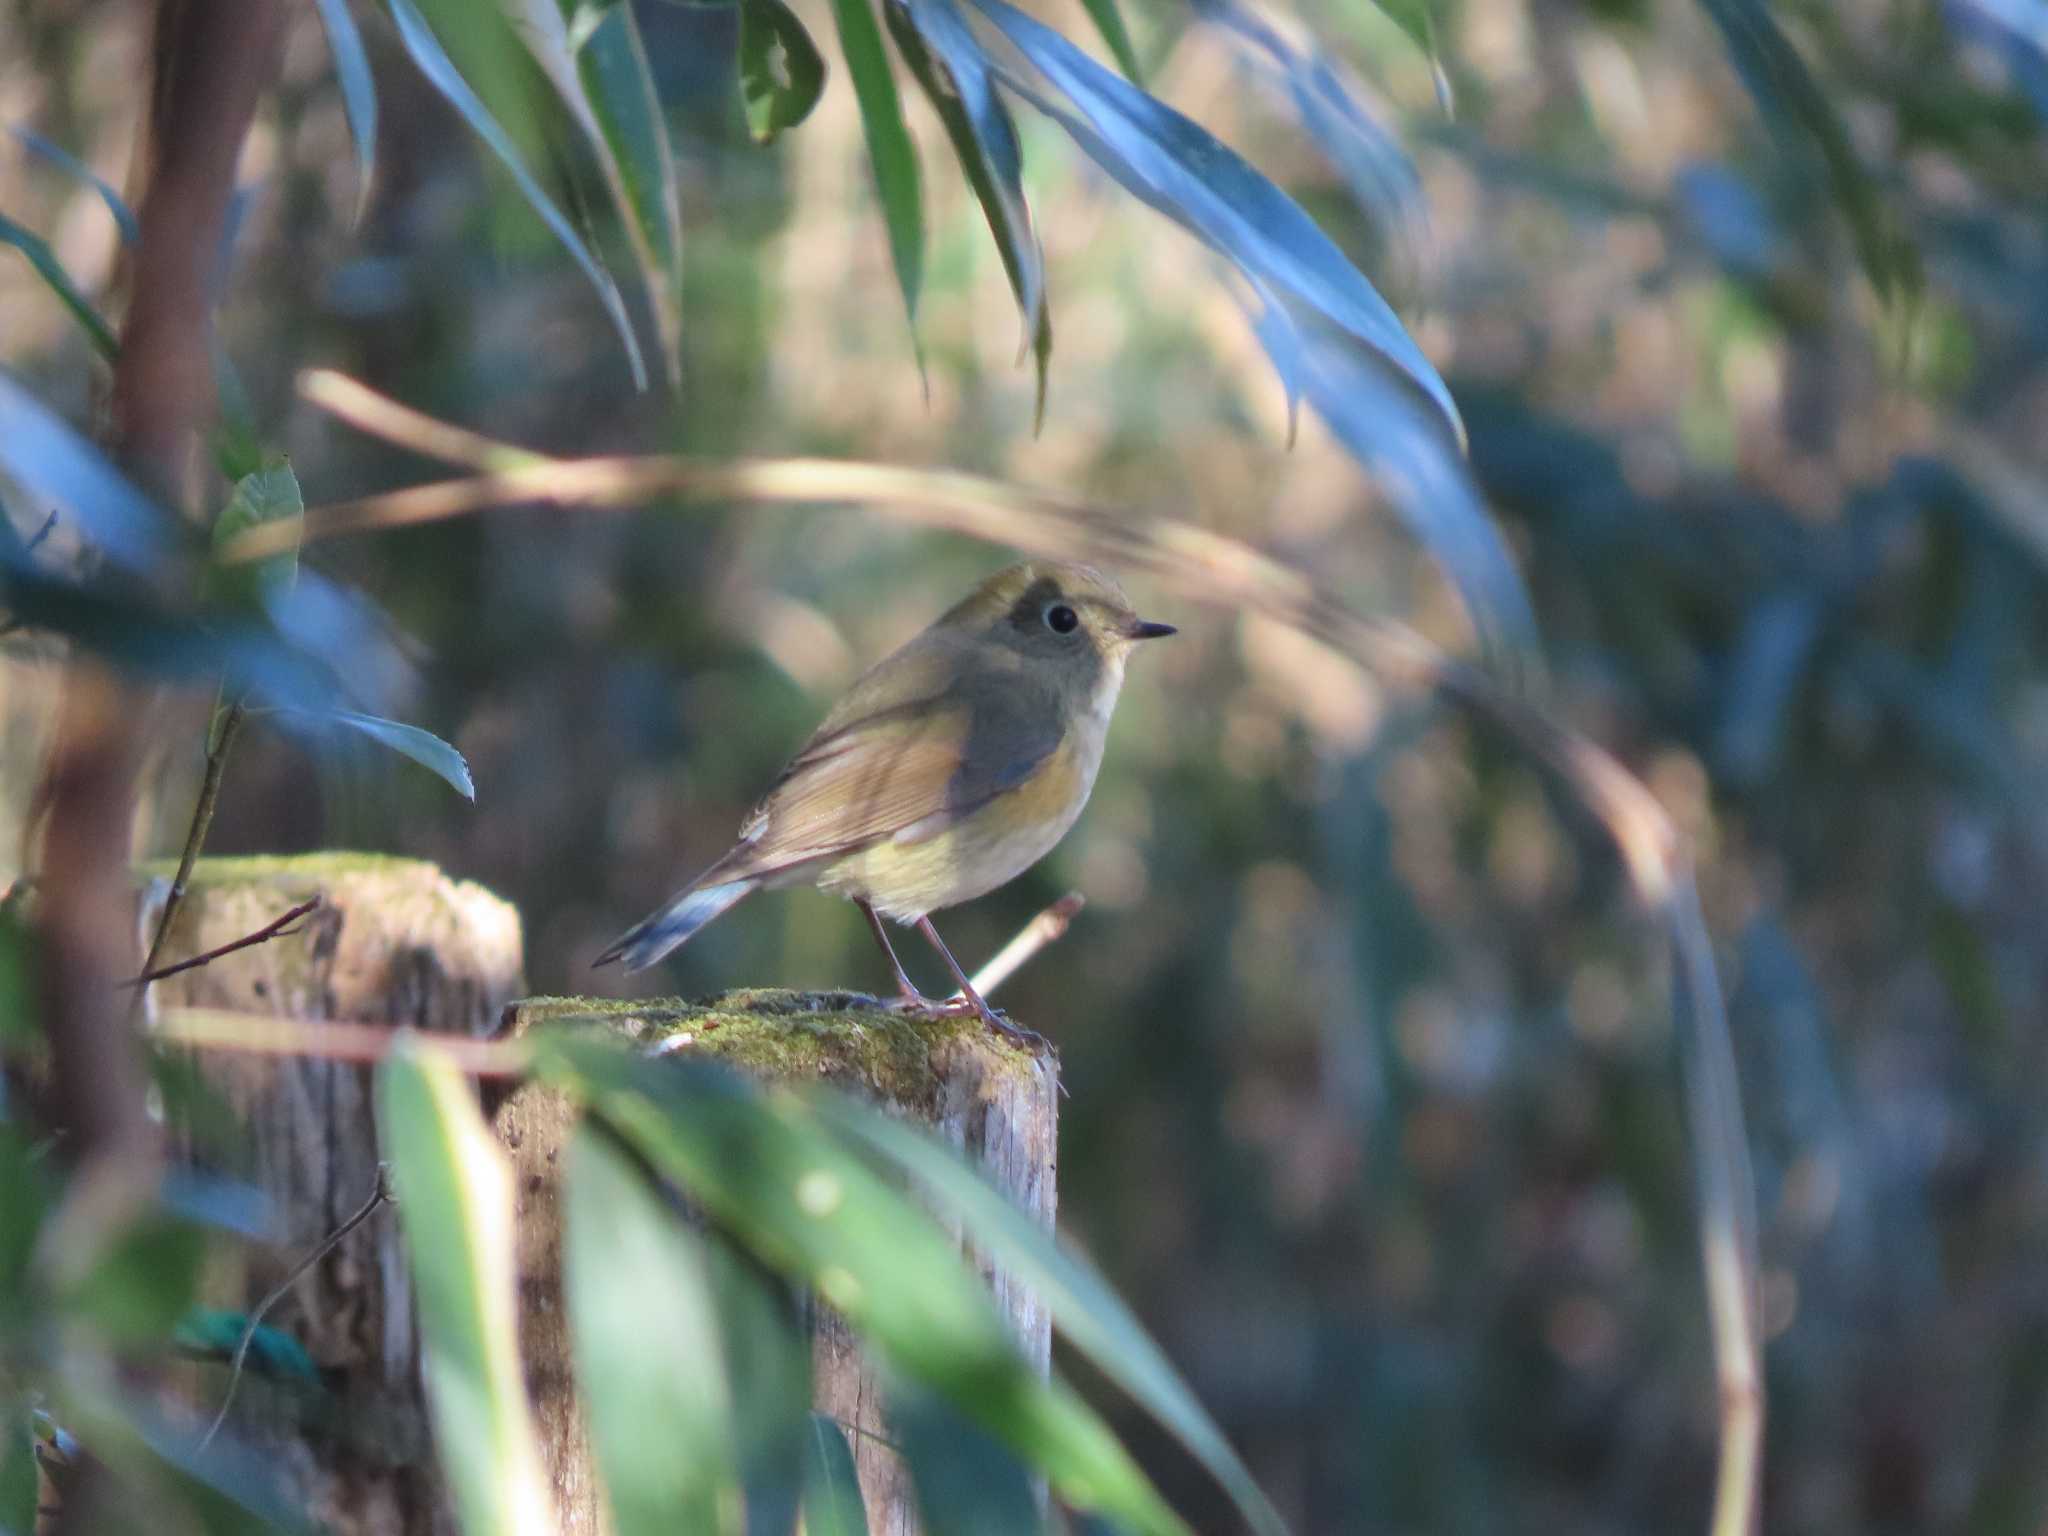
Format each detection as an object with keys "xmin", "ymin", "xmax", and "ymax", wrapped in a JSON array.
[{"xmin": 1045, "ymin": 603, "xmax": 1079, "ymax": 634}]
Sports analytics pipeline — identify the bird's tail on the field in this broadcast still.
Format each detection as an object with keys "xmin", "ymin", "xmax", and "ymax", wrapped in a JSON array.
[{"xmin": 593, "ymin": 878, "xmax": 756, "ymax": 973}]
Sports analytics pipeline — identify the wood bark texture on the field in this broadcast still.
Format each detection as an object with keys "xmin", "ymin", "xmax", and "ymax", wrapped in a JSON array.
[{"xmin": 144, "ymin": 854, "xmax": 525, "ymax": 1536}]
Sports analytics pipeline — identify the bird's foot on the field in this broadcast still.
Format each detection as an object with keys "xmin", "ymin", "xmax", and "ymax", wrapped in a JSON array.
[{"xmin": 885, "ymin": 990, "xmax": 1051, "ymax": 1053}]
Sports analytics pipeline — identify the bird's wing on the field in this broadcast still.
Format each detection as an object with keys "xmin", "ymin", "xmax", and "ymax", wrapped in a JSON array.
[{"xmin": 711, "ymin": 641, "xmax": 1063, "ymax": 882}]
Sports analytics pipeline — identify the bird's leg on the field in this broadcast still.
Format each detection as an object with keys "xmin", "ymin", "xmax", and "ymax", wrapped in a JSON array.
[
  {"xmin": 916, "ymin": 916, "xmax": 1048, "ymax": 1052},
  {"xmin": 857, "ymin": 898, "xmax": 928, "ymax": 1006}
]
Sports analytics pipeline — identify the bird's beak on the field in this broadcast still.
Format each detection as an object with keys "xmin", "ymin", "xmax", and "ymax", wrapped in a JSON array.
[{"xmin": 1124, "ymin": 618, "xmax": 1177, "ymax": 641}]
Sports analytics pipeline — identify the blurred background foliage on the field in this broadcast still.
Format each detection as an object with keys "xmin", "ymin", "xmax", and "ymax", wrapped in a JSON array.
[{"xmin": 5, "ymin": 0, "xmax": 2048, "ymax": 1529}]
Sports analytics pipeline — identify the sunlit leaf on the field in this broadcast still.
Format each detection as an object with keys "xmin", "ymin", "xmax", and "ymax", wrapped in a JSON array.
[
  {"xmin": 387, "ymin": 0, "xmax": 650, "ymax": 388},
  {"xmin": 534, "ymin": 1039, "xmax": 1189, "ymax": 1535},
  {"xmin": 210, "ymin": 461, "xmax": 304, "ymax": 604},
  {"xmin": 378, "ymin": 1041, "xmax": 554, "ymax": 1536},
  {"xmin": 284, "ymin": 709, "xmax": 477, "ymax": 800},
  {"xmin": 887, "ymin": 0, "xmax": 1051, "ymax": 422},
  {"xmin": 310, "ymin": 0, "xmax": 380, "ymax": 224},
  {"xmin": 893, "ymin": 1381, "xmax": 1042, "ymax": 1535},
  {"xmin": 814, "ymin": 1095, "xmax": 1291, "ymax": 1536},
  {"xmin": 968, "ymin": 0, "xmax": 1465, "ymax": 447},
  {"xmin": 567, "ymin": 1122, "xmax": 743, "ymax": 1536},
  {"xmin": 0, "ymin": 212, "xmax": 117, "ymax": 359},
  {"xmin": 800, "ymin": 1413, "xmax": 868, "ymax": 1536},
  {"xmin": 0, "ymin": 369, "xmax": 181, "ymax": 576},
  {"xmin": 830, "ymin": 0, "xmax": 925, "ymax": 350},
  {"xmin": 741, "ymin": 0, "xmax": 829, "ymax": 142}
]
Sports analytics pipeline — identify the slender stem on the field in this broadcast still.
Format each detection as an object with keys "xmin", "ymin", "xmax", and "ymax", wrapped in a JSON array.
[
  {"xmin": 131, "ymin": 698, "xmax": 245, "ymax": 1011},
  {"xmin": 127, "ymin": 896, "xmax": 317, "ymax": 987},
  {"xmin": 962, "ymin": 892, "xmax": 1085, "ymax": 1001}
]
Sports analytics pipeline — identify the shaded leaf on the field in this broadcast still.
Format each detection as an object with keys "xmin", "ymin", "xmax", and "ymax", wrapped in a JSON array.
[
  {"xmin": 830, "ymin": 0, "xmax": 925, "ymax": 347},
  {"xmin": 387, "ymin": 0, "xmax": 650, "ymax": 388},
  {"xmin": 814, "ymin": 1095, "xmax": 1291, "ymax": 1536},
  {"xmin": 0, "ymin": 1404, "xmax": 34, "ymax": 1536},
  {"xmin": 0, "ymin": 1127, "xmax": 49, "ymax": 1317},
  {"xmin": 309, "ymin": 0, "xmax": 380, "ymax": 224},
  {"xmin": 0, "ymin": 212, "xmax": 118, "ymax": 359},
  {"xmin": 886, "ymin": 0, "xmax": 1051, "ymax": 422},
  {"xmin": 56, "ymin": 1212, "xmax": 207, "ymax": 1345},
  {"xmin": 378, "ymin": 1041, "xmax": 554, "ymax": 1536},
  {"xmin": 534, "ymin": 1039, "xmax": 1188, "ymax": 1535},
  {"xmin": 566, "ymin": 1122, "xmax": 743, "ymax": 1536},
  {"xmin": 800, "ymin": 1413, "xmax": 868, "ymax": 1536},
  {"xmin": 9, "ymin": 126, "xmax": 140, "ymax": 243},
  {"xmin": 0, "ymin": 367, "xmax": 182, "ymax": 576},
  {"xmin": 741, "ymin": 0, "xmax": 829, "ymax": 142},
  {"xmin": 284, "ymin": 709, "xmax": 477, "ymax": 800},
  {"xmin": 705, "ymin": 1240, "xmax": 810, "ymax": 1530},
  {"xmin": 210, "ymin": 461, "xmax": 304, "ymax": 604},
  {"xmin": 1076, "ymin": 0, "xmax": 1143, "ymax": 81},
  {"xmin": 893, "ymin": 1381, "xmax": 1042, "ymax": 1535}
]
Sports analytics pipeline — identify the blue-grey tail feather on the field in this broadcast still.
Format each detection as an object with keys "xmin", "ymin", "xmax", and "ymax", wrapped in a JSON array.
[{"xmin": 593, "ymin": 879, "xmax": 755, "ymax": 972}]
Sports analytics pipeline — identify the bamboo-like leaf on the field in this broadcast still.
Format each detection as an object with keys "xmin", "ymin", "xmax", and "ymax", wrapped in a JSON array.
[
  {"xmin": 740, "ymin": 0, "xmax": 829, "ymax": 141},
  {"xmin": 309, "ymin": 0, "xmax": 380, "ymax": 224},
  {"xmin": 813, "ymin": 1095, "xmax": 1290, "ymax": 1536},
  {"xmin": 1076, "ymin": 0, "xmax": 1143, "ymax": 81},
  {"xmin": 0, "ymin": 369, "xmax": 181, "ymax": 573},
  {"xmin": 378, "ymin": 1041, "xmax": 554, "ymax": 1536},
  {"xmin": 830, "ymin": 0, "xmax": 925, "ymax": 348},
  {"xmin": 534, "ymin": 1039, "xmax": 1189, "ymax": 1535},
  {"xmin": 288, "ymin": 709, "xmax": 477, "ymax": 800},
  {"xmin": 893, "ymin": 1381, "xmax": 1043, "ymax": 1534},
  {"xmin": 0, "ymin": 212, "xmax": 116, "ymax": 358},
  {"xmin": 706, "ymin": 1241, "xmax": 810, "ymax": 1529},
  {"xmin": 9, "ymin": 126, "xmax": 140, "ymax": 243},
  {"xmin": 800, "ymin": 1413, "xmax": 869, "ymax": 1536},
  {"xmin": 567, "ymin": 1123, "xmax": 743, "ymax": 1536},
  {"xmin": 387, "ymin": 0, "xmax": 650, "ymax": 388},
  {"xmin": 886, "ymin": 0, "xmax": 1051, "ymax": 422}
]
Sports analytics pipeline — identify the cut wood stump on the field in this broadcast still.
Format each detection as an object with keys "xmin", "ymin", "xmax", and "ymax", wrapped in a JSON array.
[
  {"xmin": 142, "ymin": 854, "xmax": 525, "ymax": 1536},
  {"xmin": 498, "ymin": 991, "xmax": 1061, "ymax": 1536}
]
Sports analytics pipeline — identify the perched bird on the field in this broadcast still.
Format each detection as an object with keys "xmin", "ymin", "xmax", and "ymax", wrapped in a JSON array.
[{"xmin": 595, "ymin": 561, "xmax": 1175, "ymax": 1042}]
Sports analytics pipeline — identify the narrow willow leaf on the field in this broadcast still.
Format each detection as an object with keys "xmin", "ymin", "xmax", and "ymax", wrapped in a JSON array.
[
  {"xmin": 568, "ymin": 1124, "xmax": 743, "ymax": 1536},
  {"xmin": 9, "ymin": 126, "xmax": 140, "ymax": 243},
  {"xmin": 388, "ymin": 0, "xmax": 650, "ymax": 388},
  {"xmin": 378, "ymin": 1042, "xmax": 554, "ymax": 1536},
  {"xmin": 813, "ymin": 1096, "xmax": 1291, "ymax": 1536},
  {"xmin": 886, "ymin": 0, "xmax": 1051, "ymax": 422},
  {"xmin": 0, "ymin": 369, "xmax": 180, "ymax": 573},
  {"xmin": 741, "ymin": 0, "xmax": 829, "ymax": 142},
  {"xmin": 969, "ymin": 0, "xmax": 1464, "ymax": 447},
  {"xmin": 535, "ymin": 1040, "xmax": 1189, "ymax": 1535},
  {"xmin": 514, "ymin": 0, "xmax": 686, "ymax": 386},
  {"xmin": 310, "ymin": 0, "xmax": 380, "ymax": 224},
  {"xmin": 0, "ymin": 212, "xmax": 117, "ymax": 359},
  {"xmin": 830, "ymin": 0, "xmax": 925, "ymax": 347},
  {"xmin": 800, "ymin": 1413, "xmax": 869, "ymax": 1536},
  {"xmin": 893, "ymin": 1382, "xmax": 1043, "ymax": 1535},
  {"xmin": 1076, "ymin": 0, "xmax": 1143, "ymax": 81},
  {"xmin": 318, "ymin": 710, "xmax": 476, "ymax": 800},
  {"xmin": 705, "ymin": 1241, "xmax": 810, "ymax": 1529}
]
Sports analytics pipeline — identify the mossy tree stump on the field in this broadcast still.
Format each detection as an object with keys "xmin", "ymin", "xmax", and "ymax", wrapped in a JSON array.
[
  {"xmin": 499, "ymin": 991, "xmax": 1061, "ymax": 1536},
  {"xmin": 141, "ymin": 855, "xmax": 525, "ymax": 1536}
]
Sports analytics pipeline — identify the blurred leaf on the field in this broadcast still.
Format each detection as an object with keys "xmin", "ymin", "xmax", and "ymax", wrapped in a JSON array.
[
  {"xmin": 969, "ymin": 0, "xmax": 1465, "ymax": 449},
  {"xmin": 1692, "ymin": 0, "xmax": 1917, "ymax": 301},
  {"xmin": 209, "ymin": 461, "xmax": 304, "ymax": 605},
  {"xmin": 741, "ymin": 0, "xmax": 828, "ymax": 142},
  {"xmin": 9, "ymin": 125, "xmax": 140, "ymax": 243},
  {"xmin": 173, "ymin": 1311, "xmax": 322, "ymax": 1384},
  {"xmin": 566, "ymin": 1122, "xmax": 743, "ymax": 1536},
  {"xmin": 378, "ymin": 1040, "xmax": 554, "ymax": 1536},
  {"xmin": 515, "ymin": 0, "xmax": 685, "ymax": 385},
  {"xmin": 57, "ymin": 1212, "xmax": 207, "ymax": 1345},
  {"xmin": 0, "ymin": 905, "xmax": 32, "ymax": 1051},
  {"xmin": 886, "ymin": 0, "xmax": 1051, "ymax": 422},
  {"xmin": 0, "ymin": 368, "xmax": 183, "ymax": 575},
  {"xmin": 1712, "ymin": 592, "xmax": 1823, "ymax": 783},
  {"xmin": 830, "ymin": 0, "xmax": 925, "ymax": 349},
  {"xmin": 277, "ymin": 709, "xmax": 477, "ymax": 800},
  {"xmin": 387, "ymin": 0, "xmax": 650, "ymax": 389},
  {"xmin": 309, "ymin": 0, "xmax": 380, "ymax": 224},
  {"xmin": 0, "ymin": 1128, "xmax": 49, "ymax": 1318},
  {"xmin": 1943, "ymin": 0, "xmax": 2048, "ymax": 119},
  {"xmin": 814, "ymin": 1096, "xmax": 1291, "ymax": 1536},
  {"xmin": 535, "ymin": 1039, "xmax": 1189, "ymax": 1535},
  {"xmin": 893, "ymin": 1381, "xmax": 1042, "ymax": 1534},
  {"xmin": 800, "ymin": 1413, "xmax": 868, "ymax": 1536},
  {"xmin": 1075, "ymin": 0, "xmax": 1142, "ymax": 81},
  {"xmin": 0, "ymin": 212, "xmax": 118, "ymax": 359},
  {"xmin": 0, "ymin": 1404, "xmax": 33, "ymax": 1536},
  {"xmin": 57, "ymin": 1393, "xmax": 313, "ymax": 1535},
  {"xmin": 703, "ymin": 1239, "xmax": 809, "ymax": 1530}
]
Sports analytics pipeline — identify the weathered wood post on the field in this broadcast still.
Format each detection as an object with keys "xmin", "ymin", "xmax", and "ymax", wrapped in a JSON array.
[
  {"xmin": 143, "ymin": 855, "xmax": 526, "ymax": 1536},
  {"xmin": 497, "ymin": 991, "xmax": 1061, "ymax": 1535}
]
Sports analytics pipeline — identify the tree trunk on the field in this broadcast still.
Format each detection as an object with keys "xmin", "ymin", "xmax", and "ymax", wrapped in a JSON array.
[
  {"xmin": 497, "ymin": 990, "xmax": 1061, "ymax": 1536},
  {"xmin": 144, "ymin": 854, "xmax": 525, "ymax": 1536}
]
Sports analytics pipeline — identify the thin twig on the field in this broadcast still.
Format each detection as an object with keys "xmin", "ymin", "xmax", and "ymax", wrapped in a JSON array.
[
  {"xmin": 961, "ymin": 892, "xmax": 1086, "ymax": 1002},
  {"xmin": 125, "ymin": 897, "xmax": 319, "ymax": 987},
  {"xmin": 154, "ymin": 1007, "xmax": 532, "ymax": 1078},
  {"xmin": 299, "ymin": 369, "xmax": 544, "ymax": 472},
  {"xmin": 131, "ymin": 698, "xmax": 245, "ymax": 1010},
  {"xmin": 197, "ymin": 1165, "xmax": 393, "ymax": 1451}
]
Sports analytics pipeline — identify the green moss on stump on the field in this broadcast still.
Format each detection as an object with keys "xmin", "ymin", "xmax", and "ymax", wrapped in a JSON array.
[{"xmin": 510, "ymin": 989, "xmax": 1044, "ymax": 1110}]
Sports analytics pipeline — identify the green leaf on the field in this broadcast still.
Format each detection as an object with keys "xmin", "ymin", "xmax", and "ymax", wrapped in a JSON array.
[
  {"xmin": 1075, "ymin": 0, "xmax": 1142, "ymax": 82},
  {"xmin": 800, "ymin": 1413, "xmax": 869, "ymax": 1536},
  {"xmin": 56, "ymin": 1212, "xmax": 207, "ymax": 1345},
  {"xmin": 566, "ymin": 1123, "xmax": 744, "ymax": 1536},
  {"xmin": 387, "ymin": 0, "xmax": 650, "ymax": 389},
  {"xmin": 741, "ymin": 0, "xmax": 829, "ymax": 143},
  {"xmin": 0, "ymin": 211, "xmax": 118, "ymax": 360},
  {"xmin": 516, "ymin": 0, "xmax": 686, "ymax": 386},
  {"xmin": 0, "ymin": 1404, "xmax": 36, "ymax": 1536},
  {"xmin": 0, "ymin": 1128, "xmax": 50, "ymax": 1320},
  {"xmin": 9, "ymin": 126, "xmax": 140, "ymax": 243},
  {"xmin": 319, "ymin": 710, "xmax": 477, "ymax": 801},
  {"xmin": 893, "ymin": 1381, "xmax": 1042, "ymax": 1534},
  {"xmin": 813, "ymin": 1095, "xmax": 1291, "ymax": 1536},
  {"xmin": 829, "ymin": 0, "xmax": 925, "ymax": 349},
  {"xmin": 704, "ymin": 1241, "xmax": 810, "ymax": 1529},
  {"xmin": 378, "ymin": 1040, "xmax": 554, "ymax": 1536},
  {"xmin": 0, "ymin": 369, "xmax": 181, "ymax": 575},
  {"xmin": 535, "ymin": 1038, "xmax": 1188, "ymax": 1535},
  {"xmin": 886, "ymin": 0, "xmax": 1051, "ymax": 423},
  {"xmin": 0, "ymin": 904, "xmax": 34, "ymax": 1051},
  {"xmin": 310, "ymin": 0, "xmax": 380, "ymax": 223},
  {"xmin": 210, "ymin": 461, "xmax": 304, "ymax": 603}
]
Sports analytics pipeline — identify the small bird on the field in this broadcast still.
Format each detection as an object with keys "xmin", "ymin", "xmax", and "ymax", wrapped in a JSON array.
[{"xmin": 595, "ymin": 561, "xmax": 1175, "ymax": 1042}]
